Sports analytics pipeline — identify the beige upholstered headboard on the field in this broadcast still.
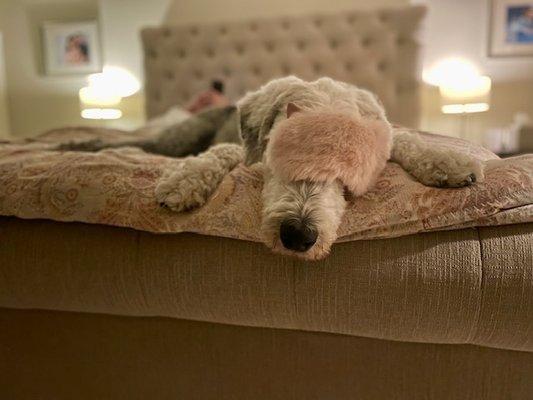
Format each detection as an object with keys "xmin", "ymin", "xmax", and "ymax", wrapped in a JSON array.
[{"xmin": 142, "ymin": 6, "xmax": 426, "ymax": 127}]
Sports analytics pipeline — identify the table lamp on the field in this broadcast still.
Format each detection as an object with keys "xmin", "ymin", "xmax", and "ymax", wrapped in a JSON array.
[
  {"xmin": 439, "ymin": 74, "xmax": 491, "ymax": 138},
  {"xmin": 79, "ymin": 86, "xmax": 122, "ymax": 120},
  {"xmin": 79, "ymin": 66, "xmax": 140, "ymax": 121},
  {"xmin": 439, "ymin": 75, "xmax": 492, "ymax": 115}
]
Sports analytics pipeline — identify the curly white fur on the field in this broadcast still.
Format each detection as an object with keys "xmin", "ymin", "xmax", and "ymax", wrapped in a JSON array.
[
  {"xmin": 156, "ymin": 76, "xmax": 484, "ymax": 260},
  {"xmin": 261, "ymin": 171, "xmax": 347, "ymax": 260},
  {"xmin": 155, "ymin": 143, "xmax": 243, "ymax": 212},
  {"xmin": 237, "ymin": 76, "xmax": 388, "ymax": 165},
  {"xmin": 391, "ymin": 131, "xmax": 484, "ymax": 187}
]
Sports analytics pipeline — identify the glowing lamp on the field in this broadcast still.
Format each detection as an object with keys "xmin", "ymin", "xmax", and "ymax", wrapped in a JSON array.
[
  {"xmin": 79, "ymin": 86, "xmax": 122, "ymax": 120},
  {"xmin": 79, "ymin": 66, "xmax": 140, "ymax": 120},
  {"xmin": 88, "ymin": 66, "xmax": 140, "ymax": 98},
  {"xmin": 439, "ymin": 75, "xmax": 492, "ymax": 114},
  {"xmin": 423, "ymin": 58, "xmax": 480, "ymax": 86},
  {"xmin": 81, "ymin": 108, "xmax": 122, "ymax": 120},
  {"xmin": 424, "ymin": 57, "xmax": 491, "ymax": 115}
]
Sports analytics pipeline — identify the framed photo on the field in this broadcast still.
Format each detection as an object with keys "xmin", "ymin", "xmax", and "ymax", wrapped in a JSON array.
[
  {"xmin": 42, "ymin": 21, "xmax": 102, "ymax": 75},
  {"xmin": 489, "ymin": 0, "xmax": 533, "ymax": 57}
]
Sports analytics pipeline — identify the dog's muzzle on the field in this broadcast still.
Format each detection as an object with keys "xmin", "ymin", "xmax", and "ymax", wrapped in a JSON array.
[
  {"xmin": 263, "ymin": 109, "xmax": 393, "ymax": 257},
  {"xmin": 279, "ymin": 220, "xmax": 318, "ymax": 252}
]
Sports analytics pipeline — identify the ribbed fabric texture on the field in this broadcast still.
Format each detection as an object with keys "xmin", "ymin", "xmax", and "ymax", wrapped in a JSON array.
[{"xmin": 1, "ymin": 217, "xmax": 531, "ymax": 352}]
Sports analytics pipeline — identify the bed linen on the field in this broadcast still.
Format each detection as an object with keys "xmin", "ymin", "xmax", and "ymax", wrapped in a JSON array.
[{"xmin": 0, "ymin": 126, "xmax": 531, "ymax": 243}]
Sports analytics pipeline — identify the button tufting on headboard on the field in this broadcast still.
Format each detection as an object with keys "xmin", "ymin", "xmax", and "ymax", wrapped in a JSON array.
[{"xmin": 142, "ymin": 5, "xmax": 426, "ymax": 127}]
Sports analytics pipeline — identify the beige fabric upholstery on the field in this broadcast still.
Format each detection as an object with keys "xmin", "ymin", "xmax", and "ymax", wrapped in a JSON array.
[
  {"xmin": 1, "ymin": 308, "xmax": 533, "ymax": 400},
  {"xmin": 1, "ymin": 217, "xmax": 532, "ymax": 352},
  {"xmin": 141, "ymin": 6, "xmax": 426, "ymax": 126},
  {"xmin": 473, "ymin": 224, "xmax": 533, "ymax": 351}
]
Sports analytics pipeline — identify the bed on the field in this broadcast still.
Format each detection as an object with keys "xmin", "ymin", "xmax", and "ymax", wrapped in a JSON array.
[{"xmin": 1, "ymin": 5, "xmax": 532, "ymax": 399}]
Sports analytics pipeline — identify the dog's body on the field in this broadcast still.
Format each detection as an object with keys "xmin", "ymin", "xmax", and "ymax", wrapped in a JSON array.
[
  {"xmin": 59, "ymin": 105, "xmax": 240, "ymax": 157},
  {"xmin": 62, "ymin": 76, "xmax": 484, "ymax": 259}
]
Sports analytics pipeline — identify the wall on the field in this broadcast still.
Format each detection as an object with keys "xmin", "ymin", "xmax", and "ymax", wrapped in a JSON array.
[
  {"xmin": 0, "ymin": 32, "xmax": 10, "ymax": 138},
  {"xmin": 413, "ymin": 0, "xmax": 533, "ymax": 143},
  {"xmin": 164, "ymin": 0, "xmax": 409, "ymax": 24},
  {"xmin": 420, "ymin": 81, "xmax": 533, "ymax": 143},
  {"xmin": 1, "ymin": 0, "xmax": 99, "ymax": 137},
  {"xmin": 413, "ymin": 0, "xmax": 532, "ymax": 83},
  {"xmin": 1, "ymin": 0, "xmax": 169, "ymax": 137},
  {"xmin": 3, "ymin": 0, "xmax": 409, "ymax": 137},
  {"xmin": 98, "ymin": 0, "xmax": 170, "ymax": 130},
  {"xmin": 163, "ymin": 0, "xmax": 533, "ymax": 145},
  {"xmin": 5, "ymin": 0, "xmax": 529, "ymax": 142},
  {"xmin": 99, "ymin": 0, "xmax": 170, "ymax": 84}
]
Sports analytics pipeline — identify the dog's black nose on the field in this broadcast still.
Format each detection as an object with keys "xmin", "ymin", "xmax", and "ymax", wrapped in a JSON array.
[{"xmin": 280, "ymin": 221, "xmax": 318, "ymax": 252}]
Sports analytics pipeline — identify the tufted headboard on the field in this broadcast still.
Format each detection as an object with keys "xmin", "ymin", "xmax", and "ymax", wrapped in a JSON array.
[{"xmin": 141, "ymin": 6, "xmax": 426, "ymax": 127}]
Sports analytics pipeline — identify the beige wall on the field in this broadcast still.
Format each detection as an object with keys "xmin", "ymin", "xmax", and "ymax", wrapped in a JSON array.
[
  {"xmin": 420, "ymin": 81, "xmax": 533, "ymax": 144},
  {"xmin": 3, "ymin": 0, "xmax": 530, "ymax": 144},
  {"xmin": 1, "ymin": 0, "xmax": 99, "ymax": 137},
  {"xmin": 413, "ymin": 0, "xmax": 533, "ymax": 83},
  {"xmin": 98, "ymin": 0, "xmax": 170, "ymax": 130},
  {"xmin": 164, "ymin": 0, "xmax": 409, "ymax": 24},
  {"xmin": 3, "ymin": 0, "xmax": 410, "ymax": 137},
  {"xmin": 1, "ymin": 0, "xmax": 169, "ymax": 137},
  {"xmin": 414, "ymin": 0, "xmax": 533, "ymax": 144},
  {"xmin": 99, "ymin": 0, "xmax": 170, "ymax": 86},
  {"xmin": 0, "ymin": 32, "xmax": 10, "ymax": 138}
]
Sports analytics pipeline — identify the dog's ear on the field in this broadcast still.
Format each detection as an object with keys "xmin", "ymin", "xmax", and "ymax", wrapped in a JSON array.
[
  {"xmin": 238, "ymin": 91, "xmax": 300, "ymax": 166},
  {"xmin": 240, "ymin": 105, "xmax": 280, "ymax": 166},
  {"xmin": 238, "ymin": 92, "xmax": 284, "ymax": 166},
  {"xmin": 286, "ymin": 102, "xmax": 301, "ymax": 118},
  {"xmin": 237, "ymin": 101, "xmax": 264, "ymax": 166}
]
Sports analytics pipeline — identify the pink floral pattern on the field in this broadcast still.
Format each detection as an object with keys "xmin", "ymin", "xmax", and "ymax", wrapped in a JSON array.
[{"xmin": 0, "ymin": 126, "xmax": 531, "ymax": 242}]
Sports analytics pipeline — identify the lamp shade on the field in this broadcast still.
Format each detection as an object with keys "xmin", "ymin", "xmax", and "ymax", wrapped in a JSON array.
[
  {"xmin": 88, "ymin": 66, "xmax": 140, "ymax": 98},
  {"xmin": 79, "ymin": 86, "xmax": 122, "ymax": 120},
  {"xmin": 439, "ymin": 75, "xmax": 491, "ymax": 114},
  {"xmin": 78, "ymin": 65, "xmax": 140, "ymax": 121}
]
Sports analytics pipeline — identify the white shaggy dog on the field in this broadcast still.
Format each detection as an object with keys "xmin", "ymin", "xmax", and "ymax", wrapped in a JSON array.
[{"xmin": 156, "ymin": 76, "xmax": 483, "ymax": 260}]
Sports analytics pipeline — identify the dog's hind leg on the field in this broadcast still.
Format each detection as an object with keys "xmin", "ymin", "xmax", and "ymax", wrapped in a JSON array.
[
  {"xmin": 391, "ymin": 131, "xmax": 484, "ymax": 188},
  {"xmin": 155, "ymin": 143, "xmax": 244, "ymax": 212}
]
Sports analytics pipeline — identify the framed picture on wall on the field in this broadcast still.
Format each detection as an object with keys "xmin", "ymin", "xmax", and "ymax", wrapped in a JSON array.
[
  {"xmin": 489, "ymin": 0, "xmax": 533, "ymax": 57},
  {"xmin": 42, "ymin": 21, "xmax": 102, "ymax": 75}
]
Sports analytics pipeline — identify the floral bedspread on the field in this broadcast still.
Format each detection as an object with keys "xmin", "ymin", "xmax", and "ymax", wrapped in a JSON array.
[{"xmin": 0, "ymin": 126, "xmax": 531, "ymax": 242}]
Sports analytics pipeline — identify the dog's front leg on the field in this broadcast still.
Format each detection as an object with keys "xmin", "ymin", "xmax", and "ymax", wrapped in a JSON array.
[
  {"xmin": 391, "ymin": 131, "xmax": 484, "ymax": 188},
  {"xmin": 155, "ymin": 143, "xmax": 244, "ymax": 212}
]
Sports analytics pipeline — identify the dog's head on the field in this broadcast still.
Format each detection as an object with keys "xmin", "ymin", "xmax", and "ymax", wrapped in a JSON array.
[{"xmin": 240, "ymin": 103, "xmax": 392, "ymax": 260}]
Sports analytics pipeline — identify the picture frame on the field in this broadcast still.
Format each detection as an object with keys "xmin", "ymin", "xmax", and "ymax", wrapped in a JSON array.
[
  {"xmin": 42, "ymin": 20, "xmax": 102, "ymax": 75},
  {"xmin": 488, "ymin": 0, "xmax": 533, "ymax": 57}
]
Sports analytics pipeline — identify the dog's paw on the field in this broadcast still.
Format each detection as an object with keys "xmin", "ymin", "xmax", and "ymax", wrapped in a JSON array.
[
  {"xmin": 155, "ymin": 159, "xmax": 217, "ymax": 212},
  {"xmin": 422, "ymin": 153, "xmax": 484, "ymax": 188}
]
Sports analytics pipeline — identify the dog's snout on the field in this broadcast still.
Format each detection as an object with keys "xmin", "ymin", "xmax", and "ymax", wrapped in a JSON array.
[{"xmin": 279, "ymin": 221, "xmax": 318, "ymax": 252}]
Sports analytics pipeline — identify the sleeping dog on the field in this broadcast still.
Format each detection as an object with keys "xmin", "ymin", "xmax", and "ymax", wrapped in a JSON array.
[{"xmin": 63, "ymin": 76, "xmax": 484, "ymax": 259}]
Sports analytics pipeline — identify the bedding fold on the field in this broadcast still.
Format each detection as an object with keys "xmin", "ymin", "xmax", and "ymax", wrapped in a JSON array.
[{"xmin": 0, "ymin": 126, "xmax": 532, "ymax": 242}]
